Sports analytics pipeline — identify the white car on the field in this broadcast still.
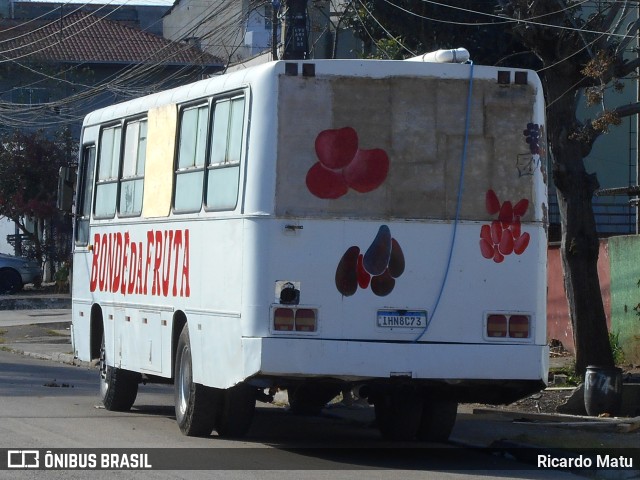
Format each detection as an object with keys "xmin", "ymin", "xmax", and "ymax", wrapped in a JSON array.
[{"xmin": 0, "ymin": 254, "xmax": 42, "ymax": 294}]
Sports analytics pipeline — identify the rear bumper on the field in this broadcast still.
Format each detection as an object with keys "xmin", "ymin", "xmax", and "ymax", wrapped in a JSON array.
[
  {"xmin": 243, "ymin": 337, "xmax": 548, "ymax": 402},
  {"xmin": 247, "ymin": 337, "xmax": 548, "ymax": 380}
]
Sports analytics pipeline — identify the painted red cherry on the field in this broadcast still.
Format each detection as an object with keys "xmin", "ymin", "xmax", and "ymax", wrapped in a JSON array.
[
  {"xmin": 490, "ymin": 220, "xmax": 503, "ymax": 244},
  {"xmin": 514, "ymin": 232, "xmax": 530, "ymax": 255},
  {"xmin": 510, "ymin": 218, "xmax": 521, "ymax": 239},
  {"xmin": 480, "ymin": 238, "xmax": 494, "ymax": 259},
  {"xmin": 513, "ymin": 198, "xmax": 529, "ymax": 218},
  {"xmin": 342, "ymin": 148, "xmax": 389, "ymax": 193},
  {"xmin": 335, "ymin": 246, "xmax": 360, "ymax": 296},
  {"xmin": 480, "ymin": 224, "xmax": 492, "ymax": 244},
  {"xmin": 499, "ymin": 230, "xmax": 514, "ymax": 255},
  {"xmin": 315, "ymin": 127, "xmax": 359, "ymax": 170},
  {"xmin": 499, "ymin": 201, "xmax": 513, "ymax": 226},
  {"xmin": 493, "ymin": 246, "xmax": 504, "ymax": 263},
  {"xmin": 486, "ymin": 189, "xmax": 500, "ymax": 215},
  {"xmin": 306, "ymin": 162, "xmax": 349, "ymax": 199}
]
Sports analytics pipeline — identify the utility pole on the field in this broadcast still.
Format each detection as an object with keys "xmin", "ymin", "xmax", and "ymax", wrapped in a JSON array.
[
  {"xmin": 271, "ymin": 0, "xmax": 279, "ymax": 60},
  {"xmin": 281, "ymin": 0, "xmax": 308, "ymax": 60}
]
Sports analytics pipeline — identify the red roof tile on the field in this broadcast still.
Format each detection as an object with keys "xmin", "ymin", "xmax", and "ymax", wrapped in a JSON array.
[{"xmin": 0, "ymin": 11, "xmax": 222, "ymax": 66}]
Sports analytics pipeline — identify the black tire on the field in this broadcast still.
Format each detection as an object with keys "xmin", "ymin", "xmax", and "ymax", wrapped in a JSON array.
[
  {"xmin": 416, "ymin": 399, "xmax": 458, "ymax": 442},
  {"xmin": 215, "ymin": 383, "xmax": 256, "ymax": 438},
  {"xmin": 374, "ymin": 387, "xmax": 423, "ymax": 441},
  {"xmin": 0, "ymin": 269, "xmax": 22, "ymax": 294},
  {"xmin": 99, "ymin": 336, "xmax": 140, "ymax": 411},
  {"xmin": 174, "ymin": 324, "xmax": 219, "ymax": 436}
]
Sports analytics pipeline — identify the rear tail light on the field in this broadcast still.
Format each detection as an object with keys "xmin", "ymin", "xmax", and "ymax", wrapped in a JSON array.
[
  {"xmin": 486, "ymin": 313, "xmax": 531, "ymax": 339},
  {"xmin": 274, "ymin": 308, "xmax": 294, "ymax": 331},
  {"xmin": 487, "ymin": 314, "xmax": 507, "ymax": 337},
  {"xmin": 508, "ymin": 315, "xmax": 530, "ymax": 338},
  {"xmin": 295, "ymin": 309, "xmax": 316, "ymax": 332},
  {"xmin": 273, "ymin": 307, "xmax": 317, "ymax": 333}
]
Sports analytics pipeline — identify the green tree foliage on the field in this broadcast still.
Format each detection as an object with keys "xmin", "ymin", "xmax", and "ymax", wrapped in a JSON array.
[
  {"xmin": 0, "ymin": 128, "xmax": 75, "ymax": 265},
  {"xmin": 346, "ymin": 0, "xmax": 530, "ymax": 65}
]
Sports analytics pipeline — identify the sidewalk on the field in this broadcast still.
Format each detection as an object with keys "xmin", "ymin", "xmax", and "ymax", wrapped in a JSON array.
[{"xmin": 0, "ymin": 293, "xmax": 639, "ymax": 471}]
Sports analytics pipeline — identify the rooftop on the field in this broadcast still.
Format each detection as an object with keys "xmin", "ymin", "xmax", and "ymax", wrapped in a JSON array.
[{"xmin": 0, "ymin": 11, "xmax": 222, "ymax": 66}]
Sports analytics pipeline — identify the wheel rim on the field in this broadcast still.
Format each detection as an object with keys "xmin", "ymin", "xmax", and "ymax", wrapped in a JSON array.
[
  {"xmin": 99, "ymin": 339, "xmax": 108, "ymax": 398},
  {"xmin": 176, "ymin": 344, "xmax": 191, "ymax": 420}
]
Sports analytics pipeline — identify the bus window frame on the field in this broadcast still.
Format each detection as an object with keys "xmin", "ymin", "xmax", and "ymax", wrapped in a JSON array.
[
  {"xmin": 118, "ymin": 116, "xmax": 148, "ymax": 218},
  {"xmin": 94, "ymin": 122, "xmax": 123, "ymax": 220},
  {"xmin": 203, "ymin": 93, "xmax": 246, "ymax": 213},
  {"xmin": 172, "ymin": 101, "xmax": 210, "ymax": 214},
  {"xmin": 74, "ymin": 143, "xmax": 96, "ymax": 247}
]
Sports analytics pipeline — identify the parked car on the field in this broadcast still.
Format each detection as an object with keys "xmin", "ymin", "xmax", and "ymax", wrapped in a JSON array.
[{"xmin": 0, "ymin": 254, "xmax": 41, "ymax": 294}]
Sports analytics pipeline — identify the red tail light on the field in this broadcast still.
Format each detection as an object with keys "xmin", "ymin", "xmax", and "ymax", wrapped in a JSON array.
[
  {"xmin": 487, "ymin": 314, "xmax": 507, "ymax": 337},
  {"xmin": 508, "ymin": 315, "xmax": 530, "ymax": 338},
  {"xmin": 486, "ymin": 313, "xmax": 531, "ymax": 340},
  {"xmin": 295, "ymin": 309, "xmax": 317, "ymax": 332},
  {"xmin": 273, "ymin": 307, "xmax": 318, "ymax": 333},
  {"xmin": 274, "ymin": 308, "xmax": 294, "ymax": 331}
]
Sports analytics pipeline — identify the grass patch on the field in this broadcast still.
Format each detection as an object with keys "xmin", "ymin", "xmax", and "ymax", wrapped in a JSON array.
[
  {"xmin": 549, "ymin": 364, "xmax": 581, "ymax": 386},
  {"xmin": 0, "ymin": 328, "xmax": 6, "ymax": 344}
]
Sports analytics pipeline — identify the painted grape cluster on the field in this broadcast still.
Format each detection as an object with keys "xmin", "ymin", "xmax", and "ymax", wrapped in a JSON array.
[
  {"xmin": 479, "ymin": 190, "xmax": 530, "ymax": 263},
  {"xmin": 523, "ymin": 123, "xmax": 541, "ymax": 155},
  {"xmin": 306, "ymin": 127, "xmax": 389, "ymax": 199},
  {"xmin": 335, "ymin": 225, "xmax": 405, "ymax": 297}
]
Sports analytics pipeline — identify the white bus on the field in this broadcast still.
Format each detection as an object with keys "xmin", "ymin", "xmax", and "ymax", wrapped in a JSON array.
[{"xmin": 65, "ymin": 56, "xmax": 548, "ymax": 441}]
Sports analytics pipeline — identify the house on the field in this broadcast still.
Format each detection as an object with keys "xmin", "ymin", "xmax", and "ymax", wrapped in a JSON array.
[
  {"xmin": 162, "ymin": 0, "xmax": 361, "ymax": 65},
  {"xmin": 0, "ymin": 6, "xmax": 223, "ymax": 259},
  {"xmin": 0, "ymin": 9, "xmax": 223, "ymax": 137}
]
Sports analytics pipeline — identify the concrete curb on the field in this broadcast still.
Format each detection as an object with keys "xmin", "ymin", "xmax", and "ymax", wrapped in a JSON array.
[
  {"xmin": 5, "ymin": 346, "xmax": 93, "ymax": 369},
  {"xmin": 0, "ymin": 296, "xmax": 71, "ymax": 310}
]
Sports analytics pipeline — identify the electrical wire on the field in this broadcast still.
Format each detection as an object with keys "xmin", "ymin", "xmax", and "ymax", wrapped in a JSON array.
[{"xmin": 415, "ymin": 60, "xmax": 475, "ymax": 342}]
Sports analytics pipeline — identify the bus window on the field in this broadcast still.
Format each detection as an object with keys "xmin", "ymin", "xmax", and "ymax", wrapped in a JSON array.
[
  {"xmin": 75, "ymin": 145, "xmax": 96, "ymax": 246},
  {"xmin": 174, "ymin": 104, "xmax": 208, "ymax": 212},
  {"xmin": 120, "ymin": 119, "xmax": 147, "ymax": 216},
  {"xmin": 94, "ymin": 125, "xmax": 122, "ymax": 218},
  {"xmin": 206, "ymin": 95, "xmax": 245, "ymax": 211}
]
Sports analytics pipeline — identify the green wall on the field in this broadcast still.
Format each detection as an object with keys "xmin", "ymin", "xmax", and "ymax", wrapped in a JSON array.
[{"xmin": 608, "ymin": 235, "xmax": 640, "ymax": 364}]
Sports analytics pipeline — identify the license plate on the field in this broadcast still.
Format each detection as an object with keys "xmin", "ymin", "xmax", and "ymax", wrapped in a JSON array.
[{"xmin": 377, "ymin": 309, "xmax": 427, "ymax": 329}]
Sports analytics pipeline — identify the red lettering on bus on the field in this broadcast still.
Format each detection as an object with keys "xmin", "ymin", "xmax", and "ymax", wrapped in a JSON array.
[
  {"xmin": 181, "ymin": 230, "xmax": 190, "ymax": 297},
  {"xmin": 88, "ymin": 229, "xmax": 191, "ymax": 298}
]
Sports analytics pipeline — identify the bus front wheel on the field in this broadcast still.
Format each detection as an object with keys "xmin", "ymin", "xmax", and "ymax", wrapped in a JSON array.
[
  {"xmin": 99, "ymin": 336, "xmax": 140, "ymax": 411},
  {"xmin": 174, "ymin": 324, "xmax": 219, "ymax": 436}
]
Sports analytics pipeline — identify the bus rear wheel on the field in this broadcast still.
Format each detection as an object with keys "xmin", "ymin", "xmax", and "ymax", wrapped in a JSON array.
[
  {"xmin": 215, "ymin": 383, "xmax": 256, "ymax": 438},
  {"xmin": 373, "ymin": 387, "xmax": 423, "ymax": 441},
  {"xmin": 174, "ymin": 324, "xmax": 220, "ymax": 436},
  {"xmin": 416, "ymin": 399, "xmax": 458, "ymax": 442},
  {"xmin": 99, "ymin": 336, "xmax": 140, "ymax": 411}
]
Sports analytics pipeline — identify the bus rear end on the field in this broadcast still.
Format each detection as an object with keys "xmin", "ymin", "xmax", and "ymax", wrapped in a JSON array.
[{"xmin": 243, "ymin": 59, "xmax": 548, "ymax": 440}]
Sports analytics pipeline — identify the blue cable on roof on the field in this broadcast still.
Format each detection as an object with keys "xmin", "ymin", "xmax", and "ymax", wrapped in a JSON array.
[{"xmin": 414, "ymin": 60, "xmax": 475, "ymax": 342}]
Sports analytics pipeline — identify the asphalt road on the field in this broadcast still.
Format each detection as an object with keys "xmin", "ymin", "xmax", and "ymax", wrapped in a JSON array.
[{"xmin": 0, "ymin": 350, "xmax": 589, "ymax": 480}]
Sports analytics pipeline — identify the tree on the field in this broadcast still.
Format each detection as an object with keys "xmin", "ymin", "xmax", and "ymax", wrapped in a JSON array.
[
  {"xmin": 0, "ymin": 128, "xmax": 75, "ymax": 271},
  {"xmin": 496, "ymin": 1, "xmax": 639, "ymax": 375},
  {"xmin": 345, "ymin": 0, "xmax": 529, "ymax": 63},
  {"xmin": 349, "ymin": 1, "xmax": 634, "ymax": 375}
]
